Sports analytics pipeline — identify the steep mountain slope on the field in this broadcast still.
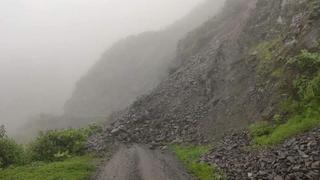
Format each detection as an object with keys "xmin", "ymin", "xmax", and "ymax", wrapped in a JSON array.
[
  {"xmin": 108, "ymin": 0, "xmax": 320, "ymax": 144},
  {"xmin": 64, "ymin": 0, "xmax": 224, "ymax": 118}
]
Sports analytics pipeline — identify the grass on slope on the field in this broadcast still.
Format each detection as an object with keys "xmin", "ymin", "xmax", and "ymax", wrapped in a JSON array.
[
  {"xmin": 250, "ymin": 50, "xmax": 320, "ymax": 146},
  {"xmin": 171, "ymin": 145, "xmax": 225, "ymax": 180},
  {"xmin": 251, "ymin": 109, "xmax": 320, "ymax": 146},
  {"xmin": 0, "ymin": 156, "xmax": 96, "ymax": 180}
]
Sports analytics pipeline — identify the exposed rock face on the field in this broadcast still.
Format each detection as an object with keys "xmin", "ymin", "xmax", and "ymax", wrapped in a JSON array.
[
  {"xmin": 203, "ymin": 128, "xmax": 320, "ymax": 180},
  {"xmin": 108, "ymin": 0, "xmax": 320, "ymax": 144},
  {"xmin": 64, "ymin": 0, "xmax": 224, "ymax": 119}
]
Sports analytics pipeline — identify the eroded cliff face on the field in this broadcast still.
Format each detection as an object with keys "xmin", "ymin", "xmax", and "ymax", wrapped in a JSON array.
[{"xmin": 108, "ymin": 0, "xmax": 320, "ymax": 144}]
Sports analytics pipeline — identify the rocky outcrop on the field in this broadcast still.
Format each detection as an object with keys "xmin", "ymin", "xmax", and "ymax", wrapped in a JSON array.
[{"xmin": 203, "ymin": 128, "xmax": 320, "ymax": 180}]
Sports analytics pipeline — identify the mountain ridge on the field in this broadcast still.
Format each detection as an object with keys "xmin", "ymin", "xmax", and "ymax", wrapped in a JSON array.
[{"xmin": 64, "ymin": 0, "xmax": 225, "ymax": 119}]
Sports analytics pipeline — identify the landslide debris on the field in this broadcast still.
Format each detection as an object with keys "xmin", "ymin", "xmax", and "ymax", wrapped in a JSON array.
[{"xmin": 203, "ymin": 128, "xmax": 320, "ymax": 179}]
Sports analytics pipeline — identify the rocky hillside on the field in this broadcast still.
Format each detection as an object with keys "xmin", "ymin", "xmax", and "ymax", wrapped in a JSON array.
[
  {"xmin": 64, "ymin": 0, "xmax": 224, "ymax": 118},
  {"xmin": 85, "ymin": 0, "xmax": 320, "ymax": 179},
  {"xmin": 107, "ymin": 0, "xmax": 320, "ymax": 145}
]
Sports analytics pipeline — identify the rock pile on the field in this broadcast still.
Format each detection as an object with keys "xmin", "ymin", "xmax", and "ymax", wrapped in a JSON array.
[
  {"xmin": 106, "ymin": 107, "xmax": 207, "ymax": 146},
  {"xmin": 203, "ymin": 129, "xmax": 320, "ymax": 180}
]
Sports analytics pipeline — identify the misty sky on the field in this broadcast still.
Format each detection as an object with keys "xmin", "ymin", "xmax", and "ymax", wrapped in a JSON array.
[{"xmin": 0, "ymin": 0, "xmax": 206, "ymax": 132}]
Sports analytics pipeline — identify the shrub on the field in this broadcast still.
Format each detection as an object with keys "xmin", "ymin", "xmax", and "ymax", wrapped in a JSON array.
[
  {"xmin": 0, "ymin": 138, "xmax": 25, "ymax": 168},
  {"xmin": 249, "ymin": 121, "xmax": 273, "ymax": 138},
  {"xmin": 29, "ymin": 128, "xmax": 88, "ymax": 162},
  {"xmin": 287, "ymin": 50, "xmax": 320, "ymax": 76},
  {"xmin": 290, "ymin": 51, "xmax": 320, "ymax": 105},
  {"xmin": 84, "ymin": 123, "xmax": 103, "ymax": 137},
  {"xmin": 280, "ymin": 97, "xmax": 300, "ymax": 114},
  {"xmin": 301, "ymin": 72, "xmax": 320, "ymax": 102}
]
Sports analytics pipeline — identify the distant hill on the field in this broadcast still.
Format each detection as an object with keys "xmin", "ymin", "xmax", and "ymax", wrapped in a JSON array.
[{"xmin": 64, "ymin": 0, "xmax": 224, "ymax": 118}]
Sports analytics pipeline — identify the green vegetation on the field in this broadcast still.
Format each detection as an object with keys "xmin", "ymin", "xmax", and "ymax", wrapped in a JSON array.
[
  {"xmin": 253, "ymin": 37, "xmax": 284, "ymax": 78},
  {"xmin": 171, "ymin": 145, "xmax": 225, "ymax": 180},
  {"xmin": 249, "ymin": 121, "xmax": 273, "ymax": 138},
  {"xmin": 251, "ymin": 50, "xmax": 320, "ymax": 146},
  {"xmin": 310, "ymin": 0, "xmax": 320, "ymax": 19},
  {"xmin": 0, "ymin": 156, "xmax": 96, "ymax": 180},
  {"xmin": 288, "ymin": 50, "xmax": 320, "ymax": 76},
  {"xmin": 0, "ymin": 138, "xmax": 26, "ymax": 168},
  {"xmin": 29, "ymin": 123, "xmax": 102, "ymax": 162},
  {"xmin": 0, "ymin": 124, "xmax": 102, "ymax": 179},
  {"xmin": 252, "ymin": 112, "xmax": 320, "ymax": 145},
  {"xmin": 30, "ymin": 129, "xmax": 88, "ymax": 162}
]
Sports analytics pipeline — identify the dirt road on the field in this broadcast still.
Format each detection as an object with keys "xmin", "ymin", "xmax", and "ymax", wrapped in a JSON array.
[{"xmin": 95, "ymin": 144, "xmax": 192, "ymax": 180}]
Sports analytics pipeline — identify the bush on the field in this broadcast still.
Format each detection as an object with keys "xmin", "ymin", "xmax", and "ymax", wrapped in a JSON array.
[
  {"xmin": 249, "ymin": 121, "xmax": 273, "ymax": 138},
  {"xmin": 0, "ymin": 138, "xmax": 25, "ymax": 168},
  {"xmin": 300, "ymin": 72, "xmax": 320, "ymax": 102},
  {"xmin": 29, "ymin": 128, "xmax": 88, "ymax": 162},
  {"xmin": 288, "ymin": 50, "xmax": 320, "ymax": 76},
  {"xmin": 84, "ymin": 123, "xmax": 103, "ymax": 137},
  {"xmin": 290, "ymin": 51, "xmax": 320, "ymax": 105}
]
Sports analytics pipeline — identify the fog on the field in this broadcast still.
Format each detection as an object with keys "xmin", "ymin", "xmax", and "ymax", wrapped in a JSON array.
[{"xmin": 0, "ymin": 0, "xmax": 209, "ymax": 134}]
